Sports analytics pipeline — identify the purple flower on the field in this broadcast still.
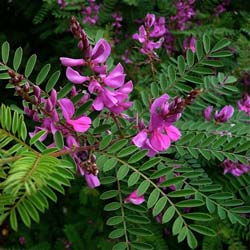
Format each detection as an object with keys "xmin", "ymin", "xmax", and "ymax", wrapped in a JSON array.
[
  {"xmin": 82, "ymin": 0, "xmax": 100, "ymax": 25},
  {"xmin": 58, "ymin": 98, "xmax": 91, "ymax": 132},
  {"xmin": 214, "ymin": 105, "xmax": 234, "ymax": 123},
  {"xmin": 88, "ymin": 63, "xmax": 133, "ymax": 113},
  {"xmin": 237, "ymin": 93, "xmax": 250, "ymax": 116},
  {"xmin": 222, "ymin": 159, "xmax": 250, "ymax": 176},
  {"xmin": 60, "ymin": 39, "xmax": 111, "ymax": 83},
  {"xmin": 203, "ymin": 106, "xmax": 213, "ymax": 121},
  {"xmin": 133, "ymin": 13, "xmax": 167, "ymax": 56},
  {"xmin": 133, "ymin": 94, "xmax": 181, "ymax": 157},
  {"xmin": 124, "ymin": 190, "xmax": 145, "ymax": 205},
  {"xmin": 183, "ymin": 36, "xmax": 196, "ymax": 53},
  {"xmin": 85, "ymin": 173, "xmax": 100, "ymax": 189}
]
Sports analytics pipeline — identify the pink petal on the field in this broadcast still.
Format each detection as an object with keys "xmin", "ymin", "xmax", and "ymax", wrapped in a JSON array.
[
  {"xmin": 118, "ymin": 81, "xmax": 133, "ymax": 94},
  {"xmin": 91, "ymin": 39, "xmax": 111, "ymax": 64},
  {"xmin": 132, "ymin": 130, "xmax": 147, "ymax": 148},
  {"xmin": 85, "ymin": 173, "xmax": 100, "ymax": 189},
  {"xmin": 165, "ymin": 125, "xmax": 181, "ymax": 141},
  {"xmin": 92, "ymin": 96, "xmax": 105, "ymax": 111},
  {"xmin": 66, "ymin": 67, "xmax": 89, "ymax": 84},
  {"xmin": 150, "ymin": 129, "xmax": 171, "ymax": 151},
  {"xmin": 58, "ymin": 98, "xmax": 75, "ymax": 120},
  {"xmin": 67, "ymin": 116, "xmax": 91, "ymax": 132},
  {"xmin": 60, "ymin": 57, "xmax": 85, "ymax": 66},
  {"xmin": 104, "ymin": 63, "xmax": 125, "ymax": 88},
  {"xmin": 124, "ymin": 190, "xmax": 144, "ymax": 205}
]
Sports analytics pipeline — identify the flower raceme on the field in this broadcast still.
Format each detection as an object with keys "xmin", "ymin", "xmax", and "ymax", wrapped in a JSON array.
[
  {"xmin": 133, "ymin": 94, "xmax": 181, "ymax": 157},
  {"xmin": 60, "ymin": 39, "xmax": 133, "ymax": 114}
]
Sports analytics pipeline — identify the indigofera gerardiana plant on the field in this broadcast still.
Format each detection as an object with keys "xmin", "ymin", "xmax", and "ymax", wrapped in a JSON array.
[{"xmin": 1, "ymin": 11, "xmax": 250, "ymax": 250}]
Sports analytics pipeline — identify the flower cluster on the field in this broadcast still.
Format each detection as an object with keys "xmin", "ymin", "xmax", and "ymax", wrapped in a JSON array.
[
  {"xmin": 132, "ymin": 13, "xmax": 166, "ymax": 57},
  {"xmin": 61, "ymin": 18, "xmax": 133, "ymax": 114},
  {"xmin": 222, "ymin": 159, "xmax": 250, "ymax": 176},
  {"xmin": 170, "ymin": 0, "xmax": 196, "ymax": 31},
  {"xmin": 214, "ymin": 0, "xmax": 230, "ymax": 16},
  {"xmin": 238, "ymin": 93, "xmax": 250, "ymax": 116},
  {"xmin": 133, "ymin": 94, "xmax": 182, "ymax": 157},
  {"xmin": 112, "ymin": 11, "xmax": 123, "ymax": 44},
  {"xmin": 82, "ymin": 0, "xmax": 100, "ymax": 25},
  {"xmin": 203, "ymin": 105, "xmax": 234, "ymax": 123}
]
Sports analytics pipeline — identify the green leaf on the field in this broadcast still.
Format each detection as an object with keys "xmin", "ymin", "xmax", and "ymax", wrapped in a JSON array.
[
  {"xmin": 104, "ymin": 202, "xmax": 121, "ymax": 211},
  {"xmin": 168, "ymin": 65, "xmax": 176, "ymax": 82},
  {"xmin": 212, "ymin": 39, "xmax": 230, "ymax": 52},
  {"xmin": 117, "ymin": 145, "xmax": 138, "ymax": 158},
  {"xmin": 178, "ymin": 226, "xmax": 187, "ymax": 243},
  {"xmin": 168, "ymin": 189, "xmax": 195, "ymax": 198},
  {"xmin": 127, "ymin": 228, "xmax": 153, "ymax": 237},
  {"xmin": 187, "ymin": 229, "xmax": 198, "ymax": 249},
  {"xmin": 209, "ymin": 50, "xmax": 231, "ymax": 58},
  {"xmin": 189, "ymin": 224, "xmax": 216, "ymax": 237},
  {"xmin": 162, "ymin": 206, "xmax": 175, "ymax": 223},
  {"xmin": 112, "ymin": 242, "xmax": 127, "ymax": 250},
  {"xmin": 13, "ymin": 47, "xmax": 23, "ymax": 71},
  {"xmin": 201, "ymin": 60, "xmax": 223, "ymax": 67},
  {"xmin": 172, "ymin": 216, "xmax": 184, "ymax": 235},
  {"xmin": 152, "ymin": 196, "xmax": 167, "ymax": 216},
  {"xmin": 17, "ymin": 204, "xmax": 31, "ymax": 227},
  {"xmin": 103, "ymin": 159, "xmax": 117, "ymax": 172},
  {"xmin": 159, "ymin": 176, "xmax": 185, "ymax": 187},
  {"xmin": 100, "ymin": 190, "xmax": 119, "ymax": 200},
  {"xmin": 209, "ymin": 192, "xmax": 233, "ymax": 200},
  {"xmin": 183, "ymin": 213, "xmax": 212, "ymax": 221},
  {"xmin": 75, "ymin": 99, "xmax": 93, "ymax": 117},
  {"xmin": 107, "ymin": 139, "xmax": 128, "ymax": 154},
  {"xmin": 206, "ymin": 197, "xmax": 216, "ymax": 213},
  {"xmin": 147, "ymin": 188, "xmax": 160, "ymax": 209},
  {"xmin": 0, "ymin": 72, "xmax": 10, "ymax": 79},
  {"xmin": 55, "ymin": 131, "xmax": 64, "ymax": 149},
  {"xmin": 99, "ymin": 134, "xmax": 113, "ymax": 150},
  {"xmin": 230, "ymin": 206, "xmax": 250, "ymax": 213},
  {"xmin": 176, "ymin": 199, "xmax": 204, "ymax": 208},
  {"xmin": 1, "ymin": 41, "xmax": 10, "ymax": 64},
  {"xmin": 117, "ymin": 165, "xmax": 129, "ymax": 180},
  {"xmin": 36, "ymin": 64, "xmax": 51, "ymax": 85},
  {"xmin": 202, "ymin": 34, "xmax": 210, "ymax": 53},
  {"xmin": 177, "ymin": 55, "xmax": 185, "ymax": 75},
  {"xmin": 109, "ymin": 228, "xmax": 124, "ymax": 239},
  {"xmin": 128, "ymin": 149, "xmax": 148, "ymax": 163},
  {"xmin": 106, "ymin": 216, "xmax": 123, "ymax": 226},
  {"xmin": 10, "ymin": 210, "xmax": 18, "ymax": 231},
  {"xmin": 128, "ymin": 172, "xmax": 140, "ymax": 186},
  {"xmin": 187, "ymin": 49, "xmax": 194, "ymax": 67},
  {"xmin": 140, "ymin": 158, "xmax": 161, "ymax": 171},
  {"xmin": 137, "ymin": 180, "xmax": 150, "ymax": 196},
  {"xmin": 151, "ymin": 83, "xmax": 159, "ymax": 97},
  {"xmin": 126, "ymin": 215, "xmax": 150, "ymax": 224},
  {"xmin": 57, "ymin": 83, "xmax": 72, "ymax": 99},
  {"xmin": 25, "ymin": 54, "xmax": 37, "ymax": 77},
  {"xmin": 30, "ymin": 130, "xmax": 47, "ymax": 145},
  {"xmin": 45, "ymin": 70, "xmax": 61, "ymax": 92},
  {"xmin": 150, "ymin": 167, "xmax": 172, "ymax": 179},
  {"xmin": 22, "ymin": 200, "xmax": 40, "ymax": 223},
  {"xmin": 131, "ymin": 242, "xmax": 153, "ymax": 250},
  {"xmin": 196, "ymin": 40, "xmax": 203, "ymax": 61},
  {"xmin": 100, "ymin": 176, "xmax": 116, "ymax": 185}
]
